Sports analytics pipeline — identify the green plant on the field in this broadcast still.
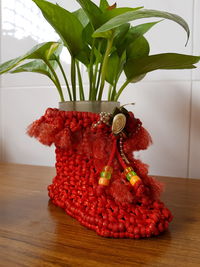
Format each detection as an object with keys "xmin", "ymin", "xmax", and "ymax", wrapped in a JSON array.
[{"xmin": 0, "ymin": 0, "xmax": 199, "ymax": 102}]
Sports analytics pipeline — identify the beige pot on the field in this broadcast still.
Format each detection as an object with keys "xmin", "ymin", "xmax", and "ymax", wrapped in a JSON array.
[{"xmin": 59, "ymin": 101, "xmax": 120, "ymax": 113}]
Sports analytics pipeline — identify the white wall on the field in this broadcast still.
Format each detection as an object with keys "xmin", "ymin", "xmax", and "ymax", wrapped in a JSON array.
[{"xmin": 0, "ymin": 0, "xmax": 200, "ymax": 178}]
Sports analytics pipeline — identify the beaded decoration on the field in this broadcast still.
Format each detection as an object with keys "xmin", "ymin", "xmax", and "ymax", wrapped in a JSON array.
[
  {"xmin": 27, "ymin": 108, "xmax": 173, "ymax": 239},
  {"xmin": 95, "ymin": 108, "xmax": 142, "ymax": 190},
  {"xmin": 99, "ymin": 166, "xmax": 113, "ymax": 186}
]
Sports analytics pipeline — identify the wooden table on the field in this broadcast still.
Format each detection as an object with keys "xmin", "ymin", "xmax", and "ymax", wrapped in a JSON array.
[{"xmin": 0, "ymin": 163, "xmax": 200, "ymax": 267}]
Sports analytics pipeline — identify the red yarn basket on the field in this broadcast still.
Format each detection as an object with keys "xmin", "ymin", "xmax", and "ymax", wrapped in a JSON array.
[{"xmin": 28, "ymin": 108, "xmax": 173, "ymax": 238}]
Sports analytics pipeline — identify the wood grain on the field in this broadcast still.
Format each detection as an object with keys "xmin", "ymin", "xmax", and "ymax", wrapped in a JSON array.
[{"xmin": 0, "ymin": 163, "xmax": 200, "ymax": 267}]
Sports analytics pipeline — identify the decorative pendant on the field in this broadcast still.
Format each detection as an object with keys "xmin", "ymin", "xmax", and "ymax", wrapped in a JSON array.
[
  {"xmin": 98, "ymin": 166, "xmax": 113, "ymax": 186},
  {"xmin": 96, "ymin": 106, "xmax": 141, "ymax": 189},
  {"xmin": 124, "ymin": 166, "xmax": 141, "ymax": 186},
  {"xmin": 112, "ymin": 113, "xmax": 126, "ymax": 135}
]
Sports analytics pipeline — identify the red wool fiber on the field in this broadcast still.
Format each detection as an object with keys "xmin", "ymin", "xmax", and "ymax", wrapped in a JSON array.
[{"xmin": 27, "ymin": 108, "xmax": 173, "ymax": 238}]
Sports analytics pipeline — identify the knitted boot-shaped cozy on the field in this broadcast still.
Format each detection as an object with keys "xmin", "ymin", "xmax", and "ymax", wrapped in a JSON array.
[{"xmin": 28, "ymin": 107, "xmax": 173, "ymax": 238}]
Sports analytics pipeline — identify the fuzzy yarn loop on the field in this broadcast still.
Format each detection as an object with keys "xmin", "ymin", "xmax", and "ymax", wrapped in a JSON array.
[{"xmin": 27, "ymin": 108, "xmax": 173, "ymax": 238}]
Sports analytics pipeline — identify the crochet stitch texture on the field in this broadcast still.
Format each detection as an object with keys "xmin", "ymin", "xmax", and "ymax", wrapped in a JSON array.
[{"xmin": 28, "ymin": 108, "xmax": 173, "ymax": 238}]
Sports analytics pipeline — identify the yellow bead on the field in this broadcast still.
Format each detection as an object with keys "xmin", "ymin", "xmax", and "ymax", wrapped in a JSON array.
[
  {"xmin": 103, "ymin": 166, "xmax": 113, "ymax": 174},
  {"xmin": 99, "ymin": 177, "xmax": 110, "ymax": 186},
  {"xmin": 124, "ymin": 166, "xmax": 133, "ymax": 176},
  {"xmin": 126, "ymin": 171, "xmax": 137, "ymax": 181},
  {"xmin": 130, "ymin": 175, "xmax": 141, "ymax": 186}
]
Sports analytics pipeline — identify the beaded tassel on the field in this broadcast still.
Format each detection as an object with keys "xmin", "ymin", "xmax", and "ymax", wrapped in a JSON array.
[
  {"xmin": 98, "ymin": 166, "xmax": 113, "ymax": 186},
  {"xmin": 124, "ymin": 166, "xmax": 141, "ymax": 186},
  {"xmin": 118, "ymin": 137, "xmax": 141, "ymax": 187},
  {"xmin": 98, "ymin": 137, "xmax": 117, "ymax": 187}
]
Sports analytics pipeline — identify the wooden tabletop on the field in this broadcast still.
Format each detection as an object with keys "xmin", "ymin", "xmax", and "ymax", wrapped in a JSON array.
[{"xmin": 0, "ymin": 163, "xmax": 200, "ymax": 267}]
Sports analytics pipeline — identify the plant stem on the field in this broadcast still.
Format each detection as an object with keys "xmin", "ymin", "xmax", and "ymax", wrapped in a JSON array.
[
  {"xmin": 91, "ymin": 41, "xmax": 102, "ymax": 100},
  {"xmin": 108, "ymin": 84, "xmax": 113, "ymax": 101},
  {"xmin": 89, "ymin": 40, "xmax": 95, "ymax": 100},
  {"xmin": 44, "ymin": 59, "xmax": 64, "ymax": 102},
  {"xmin": 114, "ymin": 80, "xmax": 130, "ymax": 101},
  {"xmin": 111, "ymin": 90, "xmax": 116, "ymax": 101},
  {"xmin": 98, "ymin": 36, "xmax": 114, "ymax": 101},
  {"xmin": 56, "ymin": 58, "xmax": 72, "ymax": 101},
  {"xmin": 110, "ymin": 74, "xmax": 120, "ymax": 100},
  {"xmin": 71, "ymin": 57, "xmax": 76, "ymax": 101},
  {"xmin": 110, "ymin": 83, "xmax": 116, "ymax": 100},
  {"xmin": 76, "ymin": 61, "xmax": 85, "ymax": 101},
  {"xmin": 95, "ymin": 63, "xmax": 102, "ymax": 99}
]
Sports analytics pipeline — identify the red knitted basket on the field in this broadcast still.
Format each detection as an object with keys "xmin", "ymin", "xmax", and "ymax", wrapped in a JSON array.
[{"xmin": 28, "ymin": 108, "xmax": 173, "ymax": 238}]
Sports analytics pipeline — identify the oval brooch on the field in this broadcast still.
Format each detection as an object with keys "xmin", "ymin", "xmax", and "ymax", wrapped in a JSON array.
[{"xmin": 112, "ymin": 113, "xmax": 126, "ymax": 135}]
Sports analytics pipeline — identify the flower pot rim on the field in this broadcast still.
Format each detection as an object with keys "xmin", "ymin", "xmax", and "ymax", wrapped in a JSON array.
[
  {"xmin": 59, "ymin": 100, "xmax": 120, "ymax": 103},
  {"xmin": 59, "ymin": 101, "xmax": 120, "ymax": 113}
]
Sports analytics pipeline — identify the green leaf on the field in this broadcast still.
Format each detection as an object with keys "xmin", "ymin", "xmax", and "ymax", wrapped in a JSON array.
[
  {"xmin": 124, "ymin": 53, "xmax": 200, "ymax": 81},
  {"xmin": 131, "ymin": 74, "xmax": 146, "ymax": 83},
  {"xmin": 11, "ymin": 59, "xmax": 56, "ymax": 81},
  {"xmin": 26, "ymin": 42, "xmax": 61, "ymax": 60},
  {"xmin": 106, "ymin": 51, "xmax": 120, "ymax": 85},
  {"xmin": 50, "ymin": 43, "xmax": 63, "ymax": 60},
  {"xmin": 93, "ymin": 46, "xmax": 103, "ymax": 63},
  {"xmin": 82, "ymin": 22, "xmax": 108, "ymax": 60},
  {"xmin": 76, "ymin": 0, "xmax": 102, "ymax": 29},
  {"xmin": 99, "ymin": 0, "xmax": 109, "ymax": 12},
  {"xmin": 43, "ymin": 42, "xmax": 62, "ymax": 60},
  {"xmin": 126, "ymin": 36, "xmax": 150, "ymax": 60},
  {"xmin": 116, "ymin": 21, "xmax": 161, "ymax": 56},
  {"xmin": 93, "ymin": 9, "xmax": 190, "ymax": 43},
  {"xmin": 128, "ymin": 20, "xmax": 163, "ymax": 40},
  {"xmin": 100, "ymin": 7, "xmax": 144, "ymax": 23},
  {"xmin": 0, "ymin": 56, "xmax": 24, "ymax": 75},
  {"xmin": 118, "ymin": 50, "xmax": 127, "ymax": 77},
  {"xmin": 93, "ymin": 7, "xmax": 143, "ymax": 39},
  {"xmin": 113, "ymin": 23, "xmax": 130, "ymax": 45},
  {"xmin": 73, "ymin": 8, "xmax": 89, "ymax": 27},
  {"xmin": 32, "ymin": 0, "xmax": 85, "ymax": 57},
  {"xmin": 0, "ymin": 42, "xmax": 60, "ymax": 74},
  {"xmin": 82, "ymin": 23, "xmax": 94, "ymax": 46}
]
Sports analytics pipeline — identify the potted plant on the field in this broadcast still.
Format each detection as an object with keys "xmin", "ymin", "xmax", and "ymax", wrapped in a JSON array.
[{"xmin": 0, "ymin": 0, "xmax": 199, "ymax": 238}]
